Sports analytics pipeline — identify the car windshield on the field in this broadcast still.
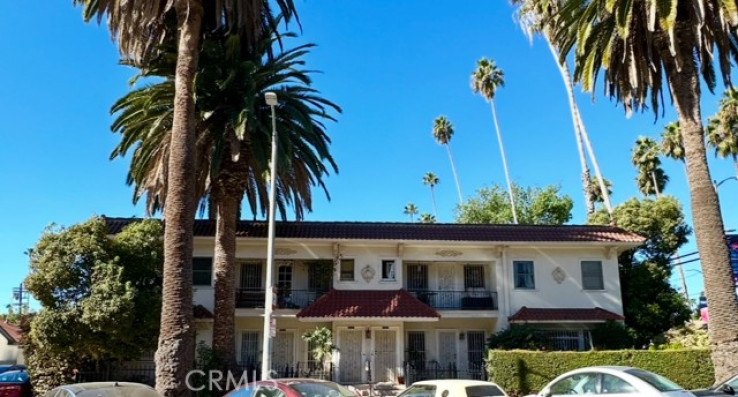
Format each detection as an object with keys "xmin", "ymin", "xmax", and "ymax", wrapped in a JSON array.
[
  {"xmin": 466, "ymin": 385, "xmax": 506, "ymax": 397},
  {"xmin": 290, "ymin": 382, "xmax": 355, "ymax": 397},
  {"xmin": 625, "ymin": 369, "xmax": 683, "ymax": 392},
  {"xmin": 720, "ymin": 375, "xmax": 738, "ymax": 391},
  {"xmin": 398, "ymin": 385, "xmax": 436, "ymax": 397},
  {"xmin": 0, "ymin": 372, "xmax": 28, "ymax": 383}
]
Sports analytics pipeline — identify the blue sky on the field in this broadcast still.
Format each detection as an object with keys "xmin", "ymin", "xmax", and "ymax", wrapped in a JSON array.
[{"xmin": 1, "ymin": 1, "xmax": 736, "ymax": 311}]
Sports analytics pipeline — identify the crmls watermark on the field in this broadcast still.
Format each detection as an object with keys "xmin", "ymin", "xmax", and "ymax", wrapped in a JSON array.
[{"xmin": 185, "ymin": 369, "xmax": 279, "ymax": 392}]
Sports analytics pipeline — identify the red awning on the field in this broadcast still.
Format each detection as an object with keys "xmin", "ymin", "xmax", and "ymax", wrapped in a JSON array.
[
  {"xmin": 509, "ymin": 307, "xmax": 624, "ymax": 323},
  {"xmin": 297, "ymin": 289, "xmax": 440, "ymax": 320}
]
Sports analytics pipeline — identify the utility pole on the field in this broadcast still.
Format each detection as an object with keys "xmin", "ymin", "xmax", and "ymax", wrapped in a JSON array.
[{"xmin": 11, "ymin": 283, "xmax": 29, "ymax": 324}]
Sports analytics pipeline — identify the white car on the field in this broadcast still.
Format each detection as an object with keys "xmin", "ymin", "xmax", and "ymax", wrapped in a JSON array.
[
  {"xmin": 398, "ymin": 379, "xmax": 509, "ymax": 397},
  {"xmin": 533, "ymin": 366, "xmax": 695, "ymax": 397}
]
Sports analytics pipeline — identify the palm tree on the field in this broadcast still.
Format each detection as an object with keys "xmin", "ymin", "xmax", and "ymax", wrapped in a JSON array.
[
  {"xmin": 419, "ymin": 213, "xmax": 437, "ymax": 224},
  {"xmin": 632, "ymin": 137, "xmax": 666, "ymax": 197},
  {"xmin": 513, "ymin": 0, "xmax": 613, "ymax": 218},
  {"xmin": 548, "ymin": 0, "xmax": 738, "ymax": 378},
  {"xmin": 403, "ymin": 203, "xmax": 419, "ymax": 222},
  {"xmin": 422, "ymin": 172, "xmax": 440, "ymax": 217},
  {"xmin": 587, "ymin": 177, "xmax": 612, "ymax": 207},
  {"xmin": 75, "ymin": 0, "xmax": 299, "ymax": 392},
  {"xmin": 432, "ymin": 116, "xmax": 463, "ymax": 203},
  {"xmin": 709, "ymin": 89, "xmax": 738, "ymax": 178},
  {"xmin": 471, "ymin": 58, "xmax": 519, "ymax": 224},
  {"xmin": 110, "ymin": 32, "xmax": 337, "ymax": 374}
]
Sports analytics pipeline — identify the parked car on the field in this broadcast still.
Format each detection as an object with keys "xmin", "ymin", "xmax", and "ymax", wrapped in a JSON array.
[
  {"xmin": 0, "ymin": 367, "xmax": 25, "ymax": 375},
  {"xmin": 0, "ymin": 370, "xmax": 31, "ymax": 397},
  {"xmin": 532, "ymin": 367, "xmax": 694, "ymax": 397},
  {"xmin": 692, "ymin": 374, "xmax": 738, "ymax": 397},
  {"xmin": 225, "ymin": 379, "xmax": 360, "ymax": 397},
  {"xmin": 398, "ymin": 380, "xmax": 508, "ymax": 397},
  {"xmin": 45, "ymin": 382, "xmax": 161, "ymax": 397}
]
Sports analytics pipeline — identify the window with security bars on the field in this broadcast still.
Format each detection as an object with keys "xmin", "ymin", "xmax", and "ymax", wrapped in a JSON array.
[
  {"xmin": 542, "ymin": 329, "xmax": 591, "ymax": 351},
  {"xmin": 277, "ymin": 264, "xmax": 292, "ymax": 291},
  {"xmin": 467, "ymin": 331, "xmax": 486, "ymax": 369},
  {"xmin": 464, "ymin": 265, "xmax": 485, "ymax": 289},
  {"xmin": 406, "ymin": 331, "xmax": 426, "ymax": 368},
  {"xmin": 240, "ymin": 263, "xmax": 262, "ymax": 289},
  {"xmin": 581, "ymin": 261, "xmax": 604, "ymax": 290},
  {"xmin": 406, "ymin": 264, "xmax": 428, "ymax": 291},
  {"xmin": 240, "ymin": 331, "xmax": 259, "ymax": 367},
  {"xmin": 308, "ymin": 261, "xmax": 332, "ymax": 291}
]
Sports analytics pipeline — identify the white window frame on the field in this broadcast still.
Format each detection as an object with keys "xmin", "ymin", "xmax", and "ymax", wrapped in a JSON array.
[
  {"xmin": 339, "ymin": 258, "xmax": 355, "ymax": 282},
  {"xmin": 381, "ymin": 259, "xmax": 397, "ymax": 281},
  {"xmin": 581, "ymin": 260, "xmax": 605, "ymax": 291},
  {"xmin": 513, "ymin": 260, "xmax": 536, "ymax": 290}
]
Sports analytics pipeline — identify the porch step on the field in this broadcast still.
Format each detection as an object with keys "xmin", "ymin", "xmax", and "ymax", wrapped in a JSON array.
[{"xmin": 350, "ymin": 383, "xmax": 406, "ymax": 397}]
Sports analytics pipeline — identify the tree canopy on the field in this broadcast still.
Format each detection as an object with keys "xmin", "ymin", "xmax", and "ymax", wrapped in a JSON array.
[
  {"xmin": 590, "ymin": 197, "xmax": 691, "ymax": 345},
  {"xmin": 455, "ymin": 184, "xmax": 572, "ymax": 225}
]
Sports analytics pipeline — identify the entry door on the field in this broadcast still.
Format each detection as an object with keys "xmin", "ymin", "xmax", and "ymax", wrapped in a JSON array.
[
  {"xmin": 339, "ymin": 330, "xmax": 363, "ymax": 383},
  {"xmin": 437, "ymin": 331, "xmax": 457, "ymax": 367},
  {"xmin": 437, "ymin": 264, "xmax": 456, "ymax": 308},
  {"xmin": 273, "ymin": 331, "xmax": 294, "ymax": 374},
  {"xmin": 373, "ymin": 329, "xmax": 397, "ymax": 383}
]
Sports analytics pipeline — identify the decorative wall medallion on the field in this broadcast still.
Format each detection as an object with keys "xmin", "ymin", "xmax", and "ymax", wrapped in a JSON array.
[
  {"xmin": 275, "ymin": 247, "xmax": 297, "ymax": 255},
  {"xmin": 552, "ymin": 267, "xmax": 566, "ymax": 284},
  {"xmin": 435, "ymin": 249, "xmax": 463, "ymax": 257},
  {"xmin": 361, "ymin": 265, "xmax": 376, "ymax": 283}
]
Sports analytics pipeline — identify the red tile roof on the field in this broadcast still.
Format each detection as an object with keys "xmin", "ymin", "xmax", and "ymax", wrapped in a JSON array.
[
  {"xmin": 297, "ymin": 289, "xmax": 440, "ymax": 319},
  {"xmin": 509, "ymin": 307, "xmax": 624, "ymax": 323},
  {"xmin": 0, "ymin": 321, "xmax": 22, "ymax": 344},
  {"xmin": 194, "ymin": 304, "xmax": 214, "ymax": 319},
  {"xmin": 105, "ymin": 218, "xmax": 644, "ymax": 244}
]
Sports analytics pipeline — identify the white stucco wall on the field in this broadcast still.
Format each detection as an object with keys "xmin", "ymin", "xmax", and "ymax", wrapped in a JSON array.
[{"xmin": 0, "ymin": 335, "xmax": 23, "ymax": 365}]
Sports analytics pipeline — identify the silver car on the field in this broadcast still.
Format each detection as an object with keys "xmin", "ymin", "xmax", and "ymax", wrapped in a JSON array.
[
  {"xmin": 45, "ymin": 382, "xmax": 162, "ymax": 397},
  {"xmin": 533, "ymin": 367, "xmax": 695, "ymax": 397}
]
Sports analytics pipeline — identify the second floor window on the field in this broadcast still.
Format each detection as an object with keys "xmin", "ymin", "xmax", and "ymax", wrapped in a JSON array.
[
  {"xmin": 382, "ymin": 260, "xmax": 396, "ymax": 280},
  {"xmin": 464, "ymin": 265, "xmax": 485, "ymax": 289},
  {"xmin": 193, "ymin": 257, "xmax": 212, "ymax": 286},
  {"xmin": 340, "ymin": 259, "xmax": 355, "ymax": 281},
  {"xmin": 240, "ymin": 263, "xmax": 262, "ymax": 290},
  {"xmin": 581, "ymin": 261, "xmax": 604, "ymax": 290},
  {"xmin": 514, "ymin": 261, "xmax": 535, "ymax": 289},
  {"xmin": 406, "ymin": 264, "xmax": 428, "ymax": 290}
]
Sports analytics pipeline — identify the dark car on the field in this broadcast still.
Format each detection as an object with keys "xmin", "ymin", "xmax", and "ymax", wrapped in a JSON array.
[
  {"xmin": 693, "ymin": 374, "xmax": 738, "ymax": 397},
  {"xmin": 0, "ymin": 370, "xmax": 31, "ymax": 397},
  {"xmin": 45, "ymin": 382, "xmax": 161, "ymax": 397},
  {"xmin": 225, "ymin": 379, "xmax": 360, "ymax": 397}
]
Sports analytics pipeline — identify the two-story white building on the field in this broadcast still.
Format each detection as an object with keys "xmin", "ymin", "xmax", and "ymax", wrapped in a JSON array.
[{"xmin": 107, "ymin": 218, "xmax": 643, "ymax": 385}]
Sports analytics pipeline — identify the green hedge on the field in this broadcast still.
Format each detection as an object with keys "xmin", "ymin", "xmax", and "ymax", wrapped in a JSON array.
[{"xmin": 487, "ymin": 349, "xmax": 714, "ymax": 395}]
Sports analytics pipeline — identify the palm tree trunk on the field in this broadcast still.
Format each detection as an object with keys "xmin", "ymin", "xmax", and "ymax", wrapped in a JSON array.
[
  {"xmin": 489, "ymin": 100, "xmax": 518, "ymax": 224},
  {"xmin": 211, "ymin": 185, "xmax": 243, "ymax": 372},
  {"xmin": 665, "ymin": 37, "xmax": 738, "ymax": 382},
  {"xmin": 445, "ymin": 143, "xmax": 463, "ymax": 204},
  {"xmin": 651, "ymin": 171, "xmax": 662, "ymax": 197},
  {"xmin": 155, "ymin": 1, "xmax": 202, "ymax": 395},
  {"xmin": 547, "ymin": 39, "xmax": 595, "ymax": 217},
  {"xmin": 430, "ymin": 187, "xmax": 438, "ymax": 217}
]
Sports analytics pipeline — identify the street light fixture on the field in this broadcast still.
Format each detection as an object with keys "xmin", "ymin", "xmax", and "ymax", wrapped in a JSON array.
[
  {"xmin": 714, "ymin": 176, "xmax": 738, "ymax": 191},
  {"xmin": 261, "ymin": 91, "xmax": 279, "ymax": 380}
]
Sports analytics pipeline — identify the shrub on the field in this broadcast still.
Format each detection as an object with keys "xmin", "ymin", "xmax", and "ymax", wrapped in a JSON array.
[
  {"xmin": 487, "ymin": 326, "xmax": 550, "ymax": 350},
  {"xmin": 591, "ymin": 321, "xmax": 635, "ymax": 350},
  {"xmin": 487, "ymin": 349, "xmax": 714, "ymax": 395}
]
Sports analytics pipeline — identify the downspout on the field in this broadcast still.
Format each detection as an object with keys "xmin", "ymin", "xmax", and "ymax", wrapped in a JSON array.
[{"xmin": 502, "ymin": 246, "xmax": 512, "ymax": 320}]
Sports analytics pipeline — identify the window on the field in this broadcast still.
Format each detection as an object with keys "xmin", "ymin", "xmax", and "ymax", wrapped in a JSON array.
[
  {"xmin": 400, "ymin": 385, "xmax": 435, "ymax": 397},
  {"xmin": 240, "ymin": 263, "xmax": 262, "ymax": 289},
  {"xmin": 464, "ymin": 265, "xmax": 485, "ymax": 288},
  {"xmin": 467, "ymin": 331, "xmax": 486, "ymax": 377},
  {"xmin": 466, "ymin": 386, "xmax": 506, "ymax": 397},
  {"xmin": 406, "ymin": 263, "xmax": 428, "ymax": 290},
  {"xmin": 406, "ymin": 331, "xmax": 426, "ymax": 368},
  {"xmin": 340, "ymin": 259, "xmax": 355, "ymax": 281},
  {"xmin": 240, "ymin": 331, "xmax": 259, "ymax": 368},
  {"xmin": 193, "ymin": 257, "xmax": 212, "ymax": 286},
  {"xmin": 277, "ymin": 264, "xmax": 292, "ymax": 291},
  {"xmin": 601, "ymin": 374, "xmax": 637, "ymax": 394},
  {"xmin": 624, "ymin": 369, "xmax": 683, "ymax": 392},
  {"xmin": 541, "ymin": 329, "xmax": 591, "ymax": 351},
  {"xmin": 514, "ymin": 261, "xmax": 535, "ymax": 289},
  {"xmin": 549, "ymin": 373, "xmax": 599, "ymax": 396},
  {"xmin": 581, "ymin": 261, "xmax": 604, "ymax": 290},
  {"xmin": 382, "ymin": 260, "xmax": 396, "ymax": 280}
]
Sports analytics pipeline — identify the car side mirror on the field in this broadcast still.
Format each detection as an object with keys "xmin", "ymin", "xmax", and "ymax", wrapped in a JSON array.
[{"xmin": 720, "ymin": 385, "xmax": 735, "ymax": 395}]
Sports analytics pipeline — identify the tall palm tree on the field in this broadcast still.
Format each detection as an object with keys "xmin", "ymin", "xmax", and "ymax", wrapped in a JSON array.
[
  {"xmin": 403, "ymin": 203, "xmax": 419, "ymax": 222},
  {"xmin": 547, "ymin": 0, "xmax": 738, "ymax": 378},
  {"xmin": 514, "ymin": 0, "xmax": 613, "ymax": 218},
  {"xmin": 432, "ymin": 116, "xmax": 463, "ymax": 203},
  {"xmin": 709, "ymin": 89, "xmax": 738, "ymax": 178},
  {"xmin": 471, "ymin": 58, "xmax": 519, "ymax": 224},
  {"xmin": 110, "ymin": 32, "xmax": 337, "ymax": 373},
  {"xmin": 75, "ymin": 1, "xmax": 299, "ymax": 392},
  {"xmin": 587, "ymin": 177, "xmax": 612, "ymax": 207},
  {"xmin": 419, "ymin": 213, "xmax": 436, "ymax": 224},
  {"xmin": 422, "ymin": 172, "xmax": 440, "ymax": 217},
  {"xmin": 632, "ymin": 137, "xmax": 666, "ymax": 197}
]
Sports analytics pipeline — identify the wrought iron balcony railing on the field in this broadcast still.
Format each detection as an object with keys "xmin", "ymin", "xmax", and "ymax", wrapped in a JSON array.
[
  {"xmin": 407, "ymin": 290, "xmax": 498, "ymax": 310},
  {"xmin": 235, "ymin": 289, "xmax": 327, "ymax": 309}
]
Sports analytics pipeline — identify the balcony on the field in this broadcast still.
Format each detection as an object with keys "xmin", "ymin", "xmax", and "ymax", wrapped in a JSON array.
[
  {"xmin": 407, "ymin": 290, "xmax": 498, "ymax": 310},
  {"xmin": 235, "ymin": 289, "xmax": 326, "ymax": 309}
]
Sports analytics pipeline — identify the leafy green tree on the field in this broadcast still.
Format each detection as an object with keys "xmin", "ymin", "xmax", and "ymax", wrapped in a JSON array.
[
  {"xmin": 419, "ymin": 213, "xmax": 437, "ymax": 224},
  {"xmin": 302, "ymin": 327, "xmax": 337, "ymax": 368},
  {"xmin": 487, "ymin": 326, "xmax": 550, "ymax": 350},
  {"xmin": 432, "ymin": 116, "xmax": 463, "ymax": 203},
  {"xmin": 24, "ymin": 217, "xmax": 163, "ymax": 393},
  {"xmin": 590, "ymin": 197, "xmax": 691, "ymax": 346},
  {"xmin": 590, "ymin": 320, "xmax": 635, "ymax": 350},
  {"xmin": 542, "ymin": 0, "xmax": 738, "ymax": 379},
  {"xmin": 422, "ymin": 172, "xmax": 440, "ymax": 217},
  {"xmin": 456, "ymin": 184, "xmax": 573, "ymax": 225},
  {"xmin": 403, "ymin": 203, "xmax": 419, "ymax": 222},
  {"xmin": 471, "ymin": 58, "xmax": 518, "ymax": 224}
]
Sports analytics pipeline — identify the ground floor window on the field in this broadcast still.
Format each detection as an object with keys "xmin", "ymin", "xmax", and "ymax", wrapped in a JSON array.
[
  {"xmin": 541, "ymin": 329, "xmax": 591, "ymax": 351},
  {"xmin": 406, "ymin": 331, "xmax": 426, "ymax": 369},
  {"xmin": 240, "ymin": 331, "xmax": 260, "ymax": 367}
]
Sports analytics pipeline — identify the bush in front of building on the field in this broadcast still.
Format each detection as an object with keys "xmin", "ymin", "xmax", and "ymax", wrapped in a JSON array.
[
  {"xmin": 486, "ymin": 326, "xmax": 550, "ymax": 351},
  {"xmin": 486, "ymin": 349, "xmax": 714, "ymax": 395}
]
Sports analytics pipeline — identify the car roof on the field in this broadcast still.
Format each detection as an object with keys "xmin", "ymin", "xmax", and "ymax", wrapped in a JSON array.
[
  {"xmin": 412, "ymin": 380, "xmax": 504, "ymax": 387},
  {"xmin": 47, "ymin": 382, "xmax": 160, "ymax": 397}
]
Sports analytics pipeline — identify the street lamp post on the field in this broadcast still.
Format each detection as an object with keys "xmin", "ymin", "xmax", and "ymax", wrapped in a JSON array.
[
  {"xmin": 714, "ymin": 176, "xmax": 738, "ymax": 191},
  {"xmin": 261, "ymin": 91, "xmax": 279, "ymax": 380}
]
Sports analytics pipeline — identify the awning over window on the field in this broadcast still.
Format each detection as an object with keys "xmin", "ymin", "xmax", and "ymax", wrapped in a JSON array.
[{"xmin": 509, "ymin": 306, "xmax": 624, "ymax": 323}]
